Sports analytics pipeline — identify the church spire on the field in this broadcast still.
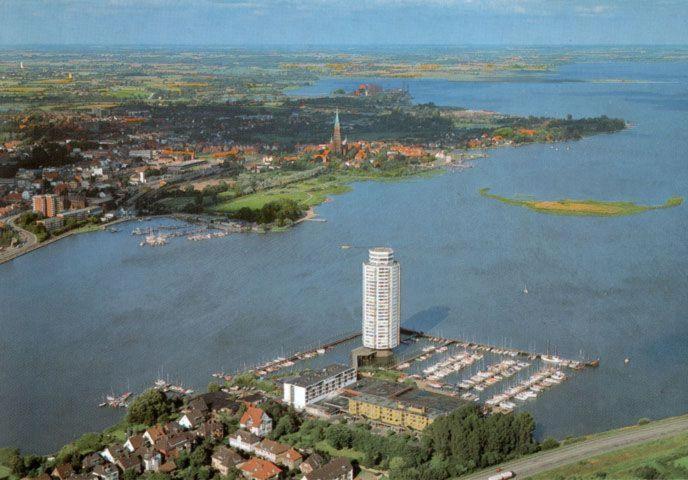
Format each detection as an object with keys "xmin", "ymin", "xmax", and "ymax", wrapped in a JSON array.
[{"xmin": 332, "ymin": 108, "xmax": 342, "ymax": 155}]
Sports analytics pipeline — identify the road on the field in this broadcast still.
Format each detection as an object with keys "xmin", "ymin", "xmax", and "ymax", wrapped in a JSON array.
[
  {"xmin": 0, "ymin": 214, "xmax": 38, "ymax": 264},
  {"xmin": 460, "ymin": 415, "xmax": 688, "ymax": 480}
]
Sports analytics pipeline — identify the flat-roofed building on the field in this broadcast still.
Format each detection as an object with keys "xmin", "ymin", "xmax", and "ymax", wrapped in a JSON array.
[
  {"xmin": 345, "ymin": 379, "xmax": 465, "ymax": 431},
  {"xmin": 282, "ymin": 364, "xmax": 357, "ymax": 410}
]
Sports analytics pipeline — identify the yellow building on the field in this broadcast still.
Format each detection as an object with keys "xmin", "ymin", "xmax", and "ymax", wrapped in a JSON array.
[{"xmin": 346, "ymin": 380, "xmax": 465, "ymax": 431}]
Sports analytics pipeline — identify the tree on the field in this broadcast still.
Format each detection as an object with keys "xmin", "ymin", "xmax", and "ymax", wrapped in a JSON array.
[
  {"xmin": 190, "ymin": 442, "xmax": 212, "ymax": 468},
  {"xmin": 325, "ymin": 424, "xmax": 353, "ymax": 450},
  {"xmin": 127, "ymin": 389, "xmax": 173, "ymax": 426},
  {"xmin": 123, "ymin": 469, "xmax": 138, "ymax": 480},
  {"xmin": 207, "ymin": 382, "xmax": 221, "ymax": 393},
  {"xmin": 271, "ymin": 415, "xmax": 297, "ymax": 440}
]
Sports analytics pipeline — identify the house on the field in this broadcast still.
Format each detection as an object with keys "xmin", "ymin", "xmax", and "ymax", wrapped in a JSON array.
[
  {"xmin": 301, "ymin": 458, "xmax": 353, "ymax": 480},
  {"xmin": 66, "ymin": 474, "xmax": 90, "ymax": 480},
  {"xmin": 178, "ymin": 410, "xmax": 205, "ymax": 430},
  {"xmin": 81, "ymin": 452, "xmax": 104, "ymax": 470},
  {"xmin": 186, "ymin": 397, "xmax": 210, "ymax": 415},
  {"xmin": 91, "ymin": 463, "xmax": 119, "ymax": 480},
  {"xmin": 100, "ymin": 445, "xmax": 125, "ymax": 464},
  {"xmin": 115, "ymin": 454, "xmax": 142, "ymax": 475},
  {"xmin": 254, "ymin": 439, "xmax": 289, "ymax": 464},
  {"xmin": 156, "ymin": 432, "xmax": 195, "ymax": 458},
  {"xmin": 142, "ymin": 451, "xmax": 162, "ymax": 472},
  {"xmin": 143, "ymin": 425, "xmax": 165, "ymax": 446},
  {"xmin": 51, "ymin": 464, "xmax": 73, "ymax": 480},
  {"xmin": 190, "ymin": 392, "xmax": 239, "ymax": 414},
  {"xmin": 240, "ymin": 392, "xmax": 267, "ymax": 406},
  {"xmin": 211, "ymin": 446, "xmax": 245, "ymax": 476},
  {"xmin": 240, "ymin": 406, "xmax": 272, "ymax": 437},
  {"xmin": 299, "ymin": 454, "xmax": 325, "ymax": 475},
  {"xmin": 282, "ymin": 448, "xmax": 303, "ymax": 471},
  {"xmin": 237, "ymin": 458, "xmax": 282, "ymax": 480},
  {"xmin": 197, "ymin": 419, "xmax": 224, "ymax": 440},
  {"xmin": 254, "ymin": 439, "xmax": 301, "ymax": 468},
  {"xmin": 124, "ymin": 434, "xmax": 146, "ymax": 452},
  {"xmin": 228, "ymin": 430, "xmax": 261, "ymax": 454}
]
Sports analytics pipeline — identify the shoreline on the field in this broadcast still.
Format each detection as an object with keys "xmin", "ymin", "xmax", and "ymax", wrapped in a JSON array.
[{"xmin": 0, "ymin": 216, "xmax": 132, "ymax": 266}]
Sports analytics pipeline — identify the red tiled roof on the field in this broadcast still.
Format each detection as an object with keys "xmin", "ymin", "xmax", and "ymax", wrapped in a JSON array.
[
  {"xmin": 238, "ymin": 458, "xmax": 282, "ymax": 480},
  {"xmin": 240, "ymin": 406, "xmax": 266, "ymax": 428}
]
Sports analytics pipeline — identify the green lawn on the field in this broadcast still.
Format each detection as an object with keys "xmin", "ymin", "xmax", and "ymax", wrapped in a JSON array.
[
  {"xmin": 315, "ymin": 440, "xmax": 365, "ymax": 462},
  {"xmin": 528, "ymin": 430, "xmax": 688, "ymax": 480},
  {"xmin": 211, "ymin": 177, "xmax": 351, "ymax": 212}
]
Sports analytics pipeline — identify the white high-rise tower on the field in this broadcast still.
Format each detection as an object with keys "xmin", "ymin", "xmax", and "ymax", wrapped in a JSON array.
[{"xmin": 362, "ymin": 247, "xmax": 400, "ymax": 350}]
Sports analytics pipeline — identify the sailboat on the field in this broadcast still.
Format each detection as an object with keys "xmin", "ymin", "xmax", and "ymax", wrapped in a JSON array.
[{"xmin": 523, "ymin": 284, "xmax": 529, "ymax": 295}]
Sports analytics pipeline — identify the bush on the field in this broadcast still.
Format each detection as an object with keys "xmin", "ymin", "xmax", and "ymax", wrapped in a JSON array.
[
  {"xmin": 638, "ymin": 418, "xmax": 652, "ymax": 426},
  {"xmin": 540, "ymin": 437, "xmax": 560, "ymax": 450},
  {"xmin": 634, "ymin": 465, "xmax": 661, "ymax": 479}
]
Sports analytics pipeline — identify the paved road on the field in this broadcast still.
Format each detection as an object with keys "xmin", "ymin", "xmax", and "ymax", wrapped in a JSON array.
[
  {"xmin": 461, "ymin": 416, "xmax": 688, "ymax": 480},
  {"xmin": 0, "ymin": 213, "xmax": 38, "ymax": 264}
]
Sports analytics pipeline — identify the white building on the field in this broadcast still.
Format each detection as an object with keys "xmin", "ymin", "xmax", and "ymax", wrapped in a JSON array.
[
  {"xmin": 362, "ymin": 247, "xmax": 401, "ymax": 350},
  {"xmin": 282, "ymin": 364, "xmax": 357, "ymax": 410}
]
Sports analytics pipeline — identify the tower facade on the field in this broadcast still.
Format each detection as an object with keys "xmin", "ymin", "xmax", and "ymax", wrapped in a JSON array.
[
  {"xmin": 332, "ymin": 109, "xmax": 342, "ymax": 155},
  {"xmin": 362, "ymin": 247, "xmax": 401, "ymax": 350}
]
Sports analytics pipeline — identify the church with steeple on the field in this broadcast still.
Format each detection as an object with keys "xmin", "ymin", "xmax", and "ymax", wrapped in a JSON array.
[{"xmin": 331, "ymin": 109, "xmax": 344, "ymax": 156}]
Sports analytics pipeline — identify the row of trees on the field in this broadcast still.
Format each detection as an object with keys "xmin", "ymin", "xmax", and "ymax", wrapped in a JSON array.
[
  {"xmin": 230, "ymin": 199, "xmax": 304, "ymax": 226},
  {"xmin": 276, "ymin": 403, "xmax": 541, "ymax": 480}
]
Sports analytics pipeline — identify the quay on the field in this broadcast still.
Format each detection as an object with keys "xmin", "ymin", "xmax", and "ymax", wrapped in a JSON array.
[{"xmin": 399, "ymin": 327, "xmax": 600, "ymax": 369}]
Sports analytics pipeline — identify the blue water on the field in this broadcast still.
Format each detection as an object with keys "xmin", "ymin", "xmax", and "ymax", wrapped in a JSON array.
[{"xmin": 1, "ymin": 61, "xmax": 687, "ymax": 453}]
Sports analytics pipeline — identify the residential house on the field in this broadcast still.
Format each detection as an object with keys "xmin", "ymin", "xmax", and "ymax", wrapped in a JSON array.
[
  {"xmin": 237, "ymin": 458, "xmax": 282, "ymax": 480},
  {"xmin": 282, "ymin": 448, "xmax": 303, "ymax": 471},
  {"xmin": 81, "ymin": 453, "xmax": 103, "ymax": 471},
  {"xmin": 211, "ymin": 446, "xmax": 244, "ymax": 476},
  {"xmin": 299, "ymin": 454, "xmax": 325, "ymax": 475},
  {"xmin": 254, "ymin": 439, "xmax": 302, "ymax": 468},
  {"xmin": 229, "ymin": 430, "xmax": 261, "ymax": 454},
  {"xmin": 155, "ymin": 432, "xmax": 195, "ymax": 458},
  {"xmin": 51, "ymin": 464, "xmax": 73, "ymax": 480},
  {"xmin": 301, "ymin": 458, "xmax": 353, "ymax": 480},
  {"xmin": 100, "ymin": 445, "xmax": 125, "ymax": 464},
  {"xmin": 240, "ymin": 406, "xmax": 272, "ymax": 437},
  {"xmin": 196, "ymin": 419, "xmax": 224, "ymax": 441},
  {"xmin": 143, "ymin": 425, "xmax": 165, "ymax": 446},
  {"xmin": 190, "ymin": 392, "xmax": 239, "ymax": 414},
  {"xmin": 142, "ymin": 451, "xmax": 162, "ymax": 472},
  {"xmin": 124, "ymin": 434, "xmax": 145, "ymax": 453},
  {"xmin": 254, "ymin": 439, "xmax": 289, "ymax": 464},
  {"xmin": 115, "ymin": 454, "xmax": 142, "ymax": 475},
  {"xmin": 91, "ymin": 463, "xmax": 119, "ymax": 480},
  {"xmin": 178, "ymin": 410, "xmax": 205, "ymax": 430}
]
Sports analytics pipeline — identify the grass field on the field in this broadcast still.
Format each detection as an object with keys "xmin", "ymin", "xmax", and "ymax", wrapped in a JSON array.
[
  {"xmin": 314, "ymin": 440, "xmax": 365, "ymax": 462},
  {"xmin": 211, "ymin": 177, "xmax": 351, "ymax": 212},
  {"xmin": 0, "ymin": 466, "xmax": 13, "ymax": 480},
  {"xmin": 528, "ymin": 430, "xmax": 688, "ymax": 480},
  {"xmin": 480, "ymin": 188, "xmax": 684, "ymax": 217}
]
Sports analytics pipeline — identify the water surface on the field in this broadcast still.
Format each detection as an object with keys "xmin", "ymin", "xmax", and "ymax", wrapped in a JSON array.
[{"xmin": 1, "ymin": 61, "xmax": 687, "ymax": 453}]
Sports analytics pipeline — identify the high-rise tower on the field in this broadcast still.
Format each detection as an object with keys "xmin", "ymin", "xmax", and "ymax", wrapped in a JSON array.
[
  {"xmin": 332, "ymin": 109, "xmax": 342, "ymax": 155},
  {"xmin": 362, "ymin": 247, "xmax": 401, "ymax": 351}
]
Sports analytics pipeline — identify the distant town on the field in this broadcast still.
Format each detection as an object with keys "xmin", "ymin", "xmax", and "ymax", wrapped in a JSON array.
[{"xmin": 0, "ymin": 70, "xmax": 625, "ymax": 262}]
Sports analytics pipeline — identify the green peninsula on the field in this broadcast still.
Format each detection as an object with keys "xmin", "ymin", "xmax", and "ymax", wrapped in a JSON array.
[{"xmin": 479, "ymin": 188, "xmax": 683, "ymax": 217}]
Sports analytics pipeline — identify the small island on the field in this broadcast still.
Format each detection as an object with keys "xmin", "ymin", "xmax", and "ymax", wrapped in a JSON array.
[{"xmin": 479, "ymin": 188, "xmax": 683, "ymax": 217}]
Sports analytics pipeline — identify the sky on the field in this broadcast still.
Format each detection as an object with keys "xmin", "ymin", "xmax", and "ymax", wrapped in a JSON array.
[{"xmin": 0, "ymin": 0, "xmax": 687, "ymax": 46}]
